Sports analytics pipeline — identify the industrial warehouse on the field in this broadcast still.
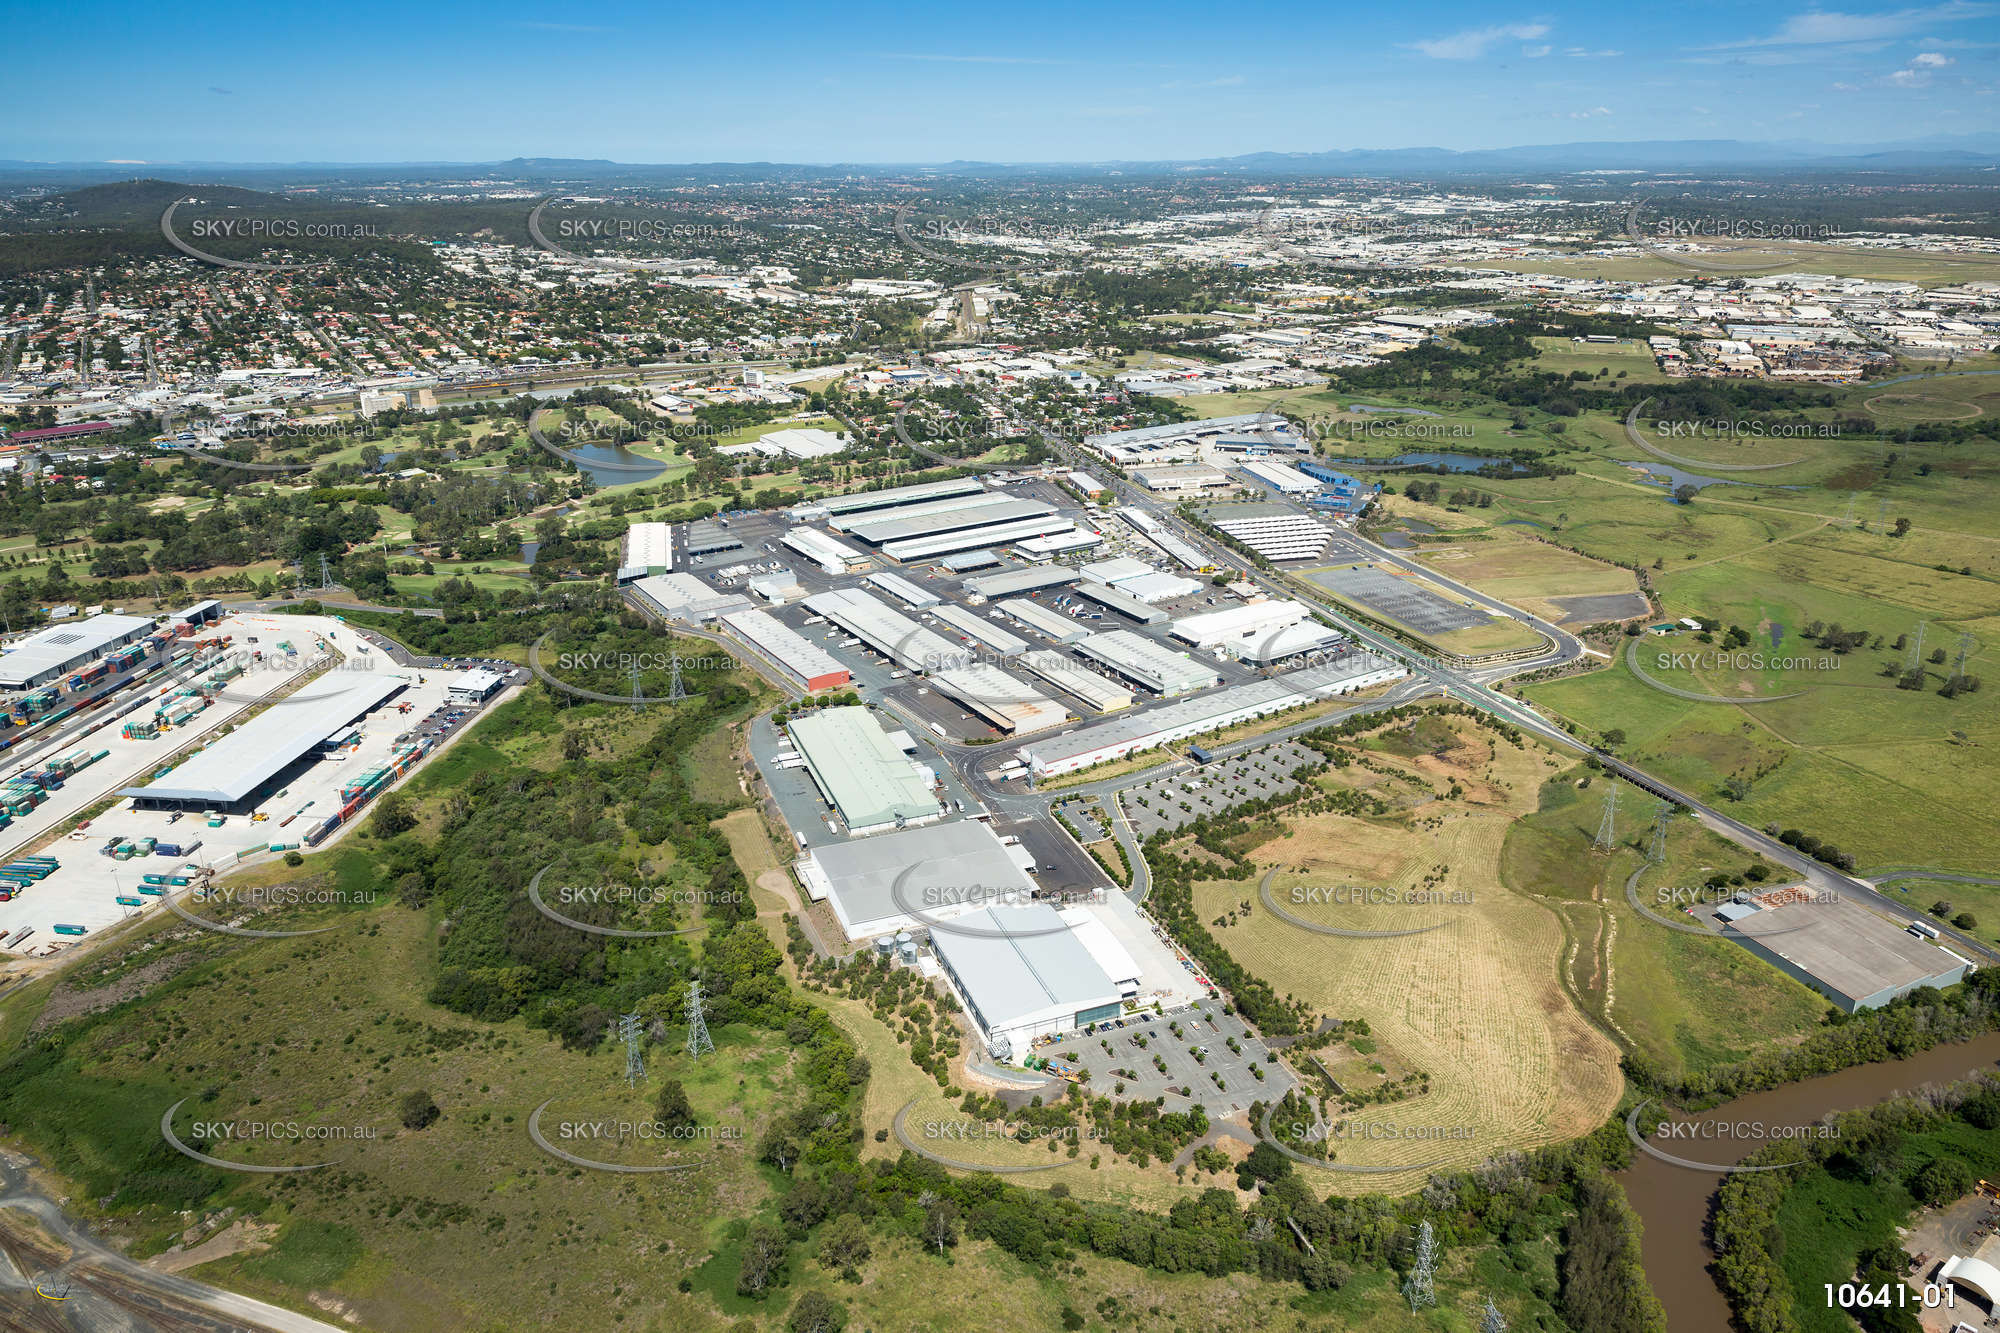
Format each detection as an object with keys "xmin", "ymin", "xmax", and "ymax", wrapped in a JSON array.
[
  {"xmin": 785, "ymin": 705, "xmax": 941, "ymax": 835},
  {"xmin": 615, "ymin": 522, "xmax": 673, "ymax": 584},
  {"xmin": 720, "ymin": 609, "xmax": 850, "ymax": 692},
  {"xmin": 120, "ymin": 674, "xmax": 409, "ymax": 812},
  {"xmin": 1072, "ymin": 630, "xmax": 1221, "ymax": 696},
  {"xmin": 927, "ymin": 664, "xmax": 1067, "ymax": 735},
  {"xmin": 1720, "ymin": 892, "xmax": 1975, "ymax": 1012},
  {"xmin": 613, "ymin": 480, "xmax": 1422, "ymax": 1082},
  {"xmin": 794, "ymin": 818, "xmax": 1038, "ymax": 939},
  {"xmin": 0, "ymin": 613, "xmax": 157, "ymax": 689},
  {"xmin": 791, "ymin": 819, "xmax": 1196, "ymax": 1058},
  {"xmin": 0, "ymin": 614, "xmax": 510, "ymax": 949},
  {"xmin": 1018, "ymin": 653, "xmax": 1406, "ymax": 776},
  {"xmin": 929, "ymin": 905, "xmax": 1125, "ymax": 1057},
  {"xmin": 803, "ymin": 587, "xmax": 966, "ymax": 673}
]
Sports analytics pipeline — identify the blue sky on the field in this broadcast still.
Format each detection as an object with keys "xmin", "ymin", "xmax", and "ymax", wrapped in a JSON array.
[{"xmin": 5, "ymin": 0, "xmax": 1997, "ymax": 162}]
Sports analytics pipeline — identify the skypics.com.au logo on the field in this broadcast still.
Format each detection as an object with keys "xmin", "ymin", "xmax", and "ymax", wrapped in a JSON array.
[
  {"xmin": 1258, "ymin": 868, "xmax": 1462, "ymax": 940},
  {"xmin": 527, "ymin": 633, "xmax": 739, "ymax": 706},
  {"xmin": 1627, "ymin": 882, "xmax": 1836, "ymax": 939},
  {"xmin": 1620, "ymin": 198, "xmax": 1840, "ymax": 275},
  {"xmin": 885, "ymin": 861, "xmax": 1107, "ymax": 942},
  {"xmin": 526, "ymin": 1099, "xmax": 706, "ymax": 1174},
  {"xmin": 526, "ymin": 407, "xmax": 667, "ymax": 477},
  {"xmin": 160, "ymin": 198, "xmax": 375, "ymax": 273},
  {"xmin": 165, "ymin": 880, "xmax": 379, "ymax": 940},
  {"xmin": 1624, "ymin": 1098, "xmax": 1834, "ymax": 1173},
  {"xmin": 891, "ymin": 205, "xmax": 1092, "ymax": 278},
  {"xmin": 159, "ymin": 1098, "xmax": 380, "ymax": 1174},
  {"xmin": 524, "ymin": 863, "xmax": 745, "ymax": 939},
  {"xmin": 889, "ymin": 401, "xmax": 1071, "ymax": 476},
  {"xmin": 526, "ymin": 197, "xmax": 746, "ymax": 273},
  {"xmin": 201, "ymin": 641, "xmax": 381, "ymax": 710}
]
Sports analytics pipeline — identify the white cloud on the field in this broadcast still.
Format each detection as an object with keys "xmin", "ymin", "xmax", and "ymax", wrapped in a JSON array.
[
  {"xmin": 1564, "ymin": 47, "xmax": 1625, "ymax": 57},
  {"xmin": 1524, "ymin": 44, "xmax": 1553, "ymax": 58},
  {"xmin": 1887, "ymin": 49, "xmax": 1958, "ymax": 83},
  {"xmin": 1703, "ymin": 1, "xmax": 1993, "ymax": 50},
  {"xmin": 1410, "ymin": 22, "xmax": 1551, "ymax": 60},
  {"xmin": 1556, "ymin": 105, "xmax": 1615, "ymax": 118},
  {"xmin": 1162, "ymin": 74, "xmax": 1246, "ymax": 90}
]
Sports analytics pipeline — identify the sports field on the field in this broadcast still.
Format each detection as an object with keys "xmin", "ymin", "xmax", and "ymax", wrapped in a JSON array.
[{"xmin": 1530, "ymin": 336, "xmax": 1673, "ymax": 384}]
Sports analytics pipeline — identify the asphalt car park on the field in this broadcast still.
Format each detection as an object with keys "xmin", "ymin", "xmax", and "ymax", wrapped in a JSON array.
[
  {"xmin": 1034, "ymin": 1004, "xmax": 1295, "ymax": 1117},
  {"xmin": 1122, "ymin": 739, "xmax": 1318, "ymax": 839}
]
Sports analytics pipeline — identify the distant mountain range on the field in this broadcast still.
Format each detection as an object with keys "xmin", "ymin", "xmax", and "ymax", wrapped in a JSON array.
[
  {"xmin": 2, "ymin": 136, "xmax": 1998, "ymax": 185},
  {"xmin": 1181, "ymin": 136, "xmax": 2000, "ymax": 174}
]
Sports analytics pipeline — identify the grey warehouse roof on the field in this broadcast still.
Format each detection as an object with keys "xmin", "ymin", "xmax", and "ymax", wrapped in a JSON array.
[
  {"xmin": 122, "ymin": 674, "xmax": 406, "ymax": 806},
  {"xmin": 0, "ymin": 613, "xmax": 155, "ymax": 686},
  {"xmin": 802, "ymin": 820, "xmax": 1039, "ymax": 932},
  {"xmin": 929, "ymin": 903, "xmax": 1121, "ymax": 1029}
]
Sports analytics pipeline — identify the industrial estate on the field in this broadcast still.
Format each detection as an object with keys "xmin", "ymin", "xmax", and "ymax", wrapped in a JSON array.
[{"xmin": 3, "ymin": 24, "xmax": 2000, "ymax": 1332}]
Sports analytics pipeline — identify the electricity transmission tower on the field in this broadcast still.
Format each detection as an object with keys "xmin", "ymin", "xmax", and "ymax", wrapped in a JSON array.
[
  {"xmin": 1593, "ymin": 784, "xmax": 1619, "ymax": 853},
  {"xmin": 684, "ymin": 979, "xmax": 714, "ymax": 1060},
  {"xmin": 318, "ymin": 552, "xmax": 335, "ymax": 592},
  {"xmin": 1840, "ymin": 493, "xmax": 1858, "ymax": 527},
  {"xmin": 1647, "ymin": 799, "xmax": 1672, "ymax": 864},
  {"xmin": 1480, "ymin": 1298, "xmax": 1508, "ymax": 1333},
  {"xmin": 1954, "ymin": 632, "xmax": 1974, "ymax": 680},
  {"xmin": 666, "ymin": 652, "xmax": 690, "ymax": 703},
  {"xmin": 618, "ymin": 1012, "xmax": 644, "ymax": 1087},
  {"xmin": 1906, "ymin": 621, "xmax": 1929, "ymax": 673},
  {"xmin": 1404, "ymin": 1221, "xmax": 1437, "ymax": 1312}
]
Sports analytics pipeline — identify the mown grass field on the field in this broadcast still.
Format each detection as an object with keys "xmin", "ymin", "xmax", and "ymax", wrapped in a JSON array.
[
  {"xmin": 1191, "ymin": 716, "xmax": 1623, "ymax": 1191},
  {"xmin": 1529, "ymin": 336, "xmax": 1672, "ymax": 384}
]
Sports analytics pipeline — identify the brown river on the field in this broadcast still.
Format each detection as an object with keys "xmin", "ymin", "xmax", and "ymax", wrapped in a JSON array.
[{"xmin": 1617, "ymin": 1031, "xmax": 2000, "ymax": 1333}]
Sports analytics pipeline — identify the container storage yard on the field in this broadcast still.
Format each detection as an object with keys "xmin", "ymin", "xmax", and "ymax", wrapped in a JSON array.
[{"xmin": 0, "ymin": 611, "xmax": 502, "ymax": 955}]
